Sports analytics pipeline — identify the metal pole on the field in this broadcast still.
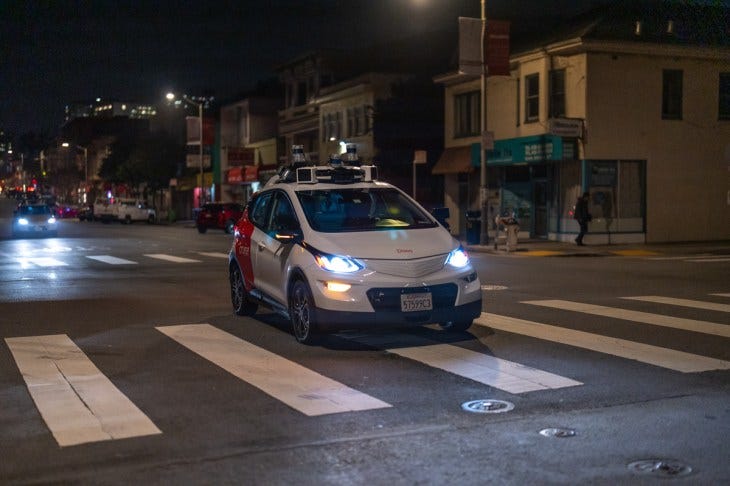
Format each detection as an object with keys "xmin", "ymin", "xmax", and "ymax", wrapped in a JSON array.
[
  {"xmin": 198, "ymin": 101, "xmax": 204, "ymax": 208},
  {"xmin": 479, "ymin": 0, "xmax": 489, "ymax": 245}
]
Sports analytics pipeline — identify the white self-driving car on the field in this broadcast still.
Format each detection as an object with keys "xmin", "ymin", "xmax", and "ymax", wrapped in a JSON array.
[{"xmin": 228, "ymin": 148, "xmax": 482, "ymax": 343}]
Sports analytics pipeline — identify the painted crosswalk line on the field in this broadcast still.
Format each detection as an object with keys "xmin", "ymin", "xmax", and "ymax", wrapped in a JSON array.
[
  {"xmin": 622, "ymin": 296, "xmax": 730, "ymax": 313},
  {"xmin": 143, "ymin": 254, "xmax": 201, "ymax": 263},
  {"xmin": 712, "ymin": 293, "xmax": 730, "ymax": 298},
  {"xmin": 198, "ymin": 252, "xmax": 229, "ymax": 259},
  {"xmin": 86, "ymin": 255, "xmax": 138, "ymax": 265},
  {"xmin": 17, "ymin": 257, "xmax": 67, "ymax": 268},
  {"xmin": 156, "ymin": 324, "xmax": 391, "ymax": 416},
  {"xmin": 348, "ymin": 332, "xmax": 581, "ymax": 394},
  {"xmin": 523, "ymin": 300, "xmax": 730, "ymax": 338},
  {"xmin": 475, "ymin": 313, "xmax": 730, "ymax": 373},
  {"xmin": 5, "ymin": 334, "xmax": 161, "ymax": 447}
]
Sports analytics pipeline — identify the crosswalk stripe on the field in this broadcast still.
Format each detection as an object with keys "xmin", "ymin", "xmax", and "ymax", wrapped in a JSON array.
[
  {"xmin": 523, "ymin": 300, "xmax": 730, "ymax": 338},
  {"xmin": 712, "ymin": 293, "xmax": 730, "ymax": 298},
  {"xmin": 86, "ymin": 255, "xmax": 138, "ymax": 265},
  {"xmin": 156, "ymin": 324, "xmax": 391, "ymax": 416},
  {"xmin": 348, "ymin": 332, "xmax": 581, "ymax": 394},
  {"xmin": 622, "ymin": 296, "xmax": 730, "ymax": 313},
  {"xmin": 143, "ymin": 254, "xmax": 201, "ymax": 263},
  {"xmin": 688, "ymin": 257, "xmax": 730, "ymax": 263},
  {"xmin": 4, "ymin": 334, "xmax": 162, "ymax": 447},
  {"xmin": 475, "ymin": 313, "xmax": 730, "ymax": 373},
  {"xmin": 198, "ymin": 252, "xmax": 228, "ymax": 259},
  {"xmin": 18, "ymin": 257, "xmax": 67, "ymax": 267}
]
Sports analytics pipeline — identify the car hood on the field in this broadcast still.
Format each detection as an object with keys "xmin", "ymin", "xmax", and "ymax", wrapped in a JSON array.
[{"xmin": 305, "ymin": 227, "xmax": 458, "ymax": 259}]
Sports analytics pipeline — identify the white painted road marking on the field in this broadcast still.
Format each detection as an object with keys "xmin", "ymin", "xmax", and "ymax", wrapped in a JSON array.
[
  {"xmin": 86, "ymin": 255, "xmax": 138, "ymax": 265},
  {"xmin": 5, "ymin": 334, "xmax": 161, "ymax": 447},
  {"xmin": 144, "ymin": 254, "xmax": 201, "ymax": 263},
  {"xmin": 622, "ymin": 296, "xmax": 730, "ymax": 313},
  {"xmin": 157, "ymin": 324, "xmax": 391, "ymax": 416},
  {"xmin": 523, "ymin": 300, "xmax": 730, "ymax": 338},
  {"xmin": 198, "ymin": 252, "xmax": 229, "ymax": 259},
  {"xmin": 18, "ymin": 257, "xmax": 67, "ymax": 267},
  {"xmin": 349, "ymin": 332, "xmax": 581, "ymax": 394},
  {"xmin": 475, "ymin": 313, "xmax": 730, "ymax": 373}
]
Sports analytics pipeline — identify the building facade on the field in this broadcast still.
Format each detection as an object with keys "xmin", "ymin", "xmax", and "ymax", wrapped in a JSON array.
[
  {"xmin": 219, "ymin": 97, "xmax": 280, "ymax": 203},
  {"xmin": 434, "ymin": 3, "xmax": 730, "ymax": 243}
]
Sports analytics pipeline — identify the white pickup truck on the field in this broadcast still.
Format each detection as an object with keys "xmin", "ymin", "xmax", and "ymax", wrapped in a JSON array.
[{"xmin": 93, "ymin": 197, "xmax": 156, "ymax": 224}]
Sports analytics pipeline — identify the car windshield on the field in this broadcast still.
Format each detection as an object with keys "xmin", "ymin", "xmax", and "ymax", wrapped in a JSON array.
[
  {"xmin": 296, "ymin": 187, "xmax": 437, "ymax": 233},
  {"xmin": 19, "ymin": 205, "xmax": 51, "ymax": 216}
]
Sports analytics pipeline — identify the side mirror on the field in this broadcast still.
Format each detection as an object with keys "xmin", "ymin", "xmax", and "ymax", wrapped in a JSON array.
[{"xmin": 274, "ymin": 229, "xmax": 302, "ymax": 243}]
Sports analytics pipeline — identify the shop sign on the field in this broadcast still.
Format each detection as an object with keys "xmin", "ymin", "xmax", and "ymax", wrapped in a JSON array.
[
  {"xmin": 228, "ymin": 147, "xmax": 255, "ymax": 167},
  {"xmin": 549, "ymin": 118, "xmax": 583, "ymax": 138},
  {"xmin": 482, "ymin": 134, "xmax": 564, "ymax": 166}
]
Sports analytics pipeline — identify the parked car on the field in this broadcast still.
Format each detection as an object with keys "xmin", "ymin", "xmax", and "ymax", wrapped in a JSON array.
[
  {"xmin": 228, "ymin": 149, "xmax": 482, "ymax": 343},
  {"xmin": 12, "ymin": 203, "xmax": 58, "ymax": 238},
  {"xmin": 196, "ymin": 202, "xmax": 245, "ymax": 234},
  {"xmin": 52, "ymin": 203, "xmax": 79, "ymax": 219},
  {"xmin": 92, "ymin": 197, "xmax": 155, "ymax": 223}
]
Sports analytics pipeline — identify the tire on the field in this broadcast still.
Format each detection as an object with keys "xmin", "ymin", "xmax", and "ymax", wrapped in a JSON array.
[
  {"xmin": 289, "ymin": 279, "xmax": 318, "ymax": 344},
  {"xmin": 230, "ymin": 265, "xmax": 258, "ymax": 316},
  {"xmin": 439, "ymin": 319, "xmax": 473, "ymax": 332},
  {"xmin": 148, "ymin": 215, "xmax": 155, "ymax": 224},
  {"xmin": 224, "ymin": 219, "xmax": 235, "ymax": 234},
  {"xmin": 197, "ymin": 225, "xmax": 207, "ymax": 234},
  {"xmin": 124, "ymin": 215, "xmax": 132, "ymax": 224}
]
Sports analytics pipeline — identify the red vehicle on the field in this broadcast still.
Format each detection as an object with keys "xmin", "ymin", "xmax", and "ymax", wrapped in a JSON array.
[{"xmin": 196, "ymin": 202, "xmax": 245, "ymax": 234}]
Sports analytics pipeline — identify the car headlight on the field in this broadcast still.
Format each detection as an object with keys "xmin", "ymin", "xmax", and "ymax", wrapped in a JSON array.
[
  {"xmin": 314, "ymin": 252, "xmax": 363, "ymax": 273},
  {"xmin": 446, "ymin": 247, "xmax": 470, "ymax": 268},
  {"xmin": 18, "ymin": 218, "xmax": 29, "ymax": 225},
  {"xmin": 48, "ymin": 217, "xmax": 57, "ymax": 224}
]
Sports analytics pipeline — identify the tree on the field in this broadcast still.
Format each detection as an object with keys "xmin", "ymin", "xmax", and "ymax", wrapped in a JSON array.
[{"xmin": 99, "ymin": 133, "xmax": 182, "ymax": 205}]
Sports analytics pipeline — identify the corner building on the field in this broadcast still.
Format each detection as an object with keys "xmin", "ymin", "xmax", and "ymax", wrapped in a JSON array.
[{"xmin": 434, "ymin": 2, "xmax": 730, "ymax": 243}]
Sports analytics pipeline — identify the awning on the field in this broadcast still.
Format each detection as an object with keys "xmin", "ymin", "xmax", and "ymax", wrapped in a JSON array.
[{"xmin": 432, "ymin": 146, "xmax": 475, "ymax": 174}]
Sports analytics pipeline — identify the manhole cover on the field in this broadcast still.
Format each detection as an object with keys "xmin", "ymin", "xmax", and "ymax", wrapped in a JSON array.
[
  {"xmin": 628, "ymin": 459, "xmax": 693, "ymax": 478},
  {"xmin": 539, "ymin": 427, "xmax": 576, "ymax": 438},
  {"xmin": 461, "ymin": 399, "xmax": 514, "ymax": 414},
  {"xmin": 481, "ymin": 284, "xmax": 508, "ymax": 291}
]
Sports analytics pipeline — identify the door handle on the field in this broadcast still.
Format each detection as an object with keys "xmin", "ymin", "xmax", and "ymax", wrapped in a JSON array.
[{"xmin": 257, "ymin": 243, "xmax": 266, "ymax": 251}]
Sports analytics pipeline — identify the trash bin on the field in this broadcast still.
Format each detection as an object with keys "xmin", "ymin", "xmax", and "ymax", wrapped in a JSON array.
[{"xmin": 465, "ymin": 210, "xmax": 481, "ymax": 245}]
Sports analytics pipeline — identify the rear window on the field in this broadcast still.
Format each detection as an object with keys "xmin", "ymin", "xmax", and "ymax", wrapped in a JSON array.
[{"xmin": 296, "ymin": 187, "xmax": 437, "ymax": 233}]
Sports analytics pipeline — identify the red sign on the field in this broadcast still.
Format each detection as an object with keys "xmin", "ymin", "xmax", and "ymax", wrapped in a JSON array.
[
  {"xmin": 486, "ymin": 20, "xmax": 510, "ymax": 76},
  {"xmin": 227, "ymin": 165, "xmax": 259, "ymax": 184},
  {"xmin": 227, "ymin": 147, "xmax": 255, "ymax": 167}
]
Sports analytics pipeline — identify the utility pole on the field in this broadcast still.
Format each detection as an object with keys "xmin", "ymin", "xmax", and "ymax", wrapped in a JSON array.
[{"xmin": 479, "ymin": 0, "xmax": 490, "ymax": 245}]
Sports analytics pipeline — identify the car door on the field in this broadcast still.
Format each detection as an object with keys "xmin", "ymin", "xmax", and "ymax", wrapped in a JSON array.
[{"xmin": 253, "ymin": 191, "xmax": 299, "ymax": 304}]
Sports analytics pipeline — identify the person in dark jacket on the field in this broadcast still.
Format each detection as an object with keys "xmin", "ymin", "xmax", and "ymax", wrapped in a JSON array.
[{"xmin": 574, "ymin": 192, "xmax": 591, "ymax": 246}]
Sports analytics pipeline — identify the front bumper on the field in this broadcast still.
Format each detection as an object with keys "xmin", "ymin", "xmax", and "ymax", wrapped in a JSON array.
[
  {"xmin": 313, "ymin": 298, "xmax": 483, "ymax": 331},
  {"xmin": 304, "ymin": 265, "xmax": 483, "ymax": 331}
]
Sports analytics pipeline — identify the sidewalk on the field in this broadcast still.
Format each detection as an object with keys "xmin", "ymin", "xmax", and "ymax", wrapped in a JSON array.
[{"xmin": 465, "ymin": 238, "xmax": 730, "ymax": 258}]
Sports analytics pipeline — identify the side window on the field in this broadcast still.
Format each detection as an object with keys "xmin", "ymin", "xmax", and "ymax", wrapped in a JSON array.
[
  {"xmin": 270, "ymin": 193, "xmax": 298, "ymax": 234},
  {"xmin": 249, "ymin": 192, "xmax": 273, "ymax": 229}
]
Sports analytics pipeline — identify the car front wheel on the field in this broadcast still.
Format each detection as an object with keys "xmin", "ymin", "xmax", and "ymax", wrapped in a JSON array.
[
  {"xmin": 197, "ymin": 225, "xmax": 207, "ymax": 234},
  {"xmin": 289, "ymin": 279, "xmax": 318, "ymax": 344},
  {"xmin": 230, "ymin": 265, "xmax": 258, "ymax": 316}
]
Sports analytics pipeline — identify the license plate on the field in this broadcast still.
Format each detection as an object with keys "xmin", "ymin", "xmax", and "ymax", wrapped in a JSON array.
[{"xmin": 400, "ymin": 292, "xmax": 432, "ymax": 312}]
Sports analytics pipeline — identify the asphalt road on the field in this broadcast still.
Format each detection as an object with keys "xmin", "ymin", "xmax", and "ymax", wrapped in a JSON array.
[{"xmin": 1, "ymin": 197, "xmax": 728, "ymax": 485}]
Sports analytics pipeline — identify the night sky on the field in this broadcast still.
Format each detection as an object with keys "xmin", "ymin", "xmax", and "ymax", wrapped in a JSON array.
[{"xmin": 0, "ymin": 0, "xmax": 682, "ymax": 137}]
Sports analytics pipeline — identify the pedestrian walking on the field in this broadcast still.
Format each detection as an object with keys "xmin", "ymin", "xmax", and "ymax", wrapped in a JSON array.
[{"xmin": 574, "ymin": 192, "xmax": 591, "ymax": 246}]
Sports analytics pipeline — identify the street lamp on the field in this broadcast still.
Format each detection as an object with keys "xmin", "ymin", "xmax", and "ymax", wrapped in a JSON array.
[{"xmin": 166, "ymin": 92, "xmax": 205, "ymax": 208}]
